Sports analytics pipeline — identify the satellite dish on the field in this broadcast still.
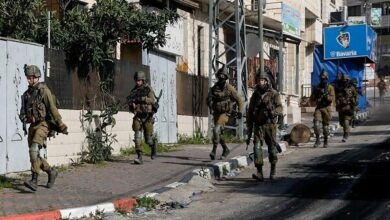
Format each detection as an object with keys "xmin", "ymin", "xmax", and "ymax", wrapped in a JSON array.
[{"xmin": 246, "ymin": 33, "xmax": 261, "ymax": 58}]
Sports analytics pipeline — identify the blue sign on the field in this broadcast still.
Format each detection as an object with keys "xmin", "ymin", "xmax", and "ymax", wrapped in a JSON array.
[{"xmin": 324, "ymin": 24, "xmax": 377, "ymax": 62}]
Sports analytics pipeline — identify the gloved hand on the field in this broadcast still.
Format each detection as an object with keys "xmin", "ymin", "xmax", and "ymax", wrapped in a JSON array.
[
  {"xmin": 236, "ymin": 112, "xmax": 242, "ymax": 119},
  {"xmin": 58, "ymin": 123, "xmax": 68, "ymax": 135}
]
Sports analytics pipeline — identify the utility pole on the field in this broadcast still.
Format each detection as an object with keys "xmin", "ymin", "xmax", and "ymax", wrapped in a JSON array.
[{"xmin": 258, "ymin": 0, "xmax": 265, "ymax": 73}]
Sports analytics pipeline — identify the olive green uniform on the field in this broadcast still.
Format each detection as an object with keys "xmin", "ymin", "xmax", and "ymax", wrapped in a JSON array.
[
  {"xmin": 336, "ymin": 83, "xmax": 358, "ymax": 140},
  {"xmin": 22, "ymin": 83, "xmax": 63, "ymax": 174},
  {"xmin": 128, "ymin": 84, "xmax": 156, "ymax": 154},
  {"xmin": 310, "ymin": 83, "xmax": 335, "ymax": 146},
  {"xmin": 207, "ymin": 83, "xmax": 243, "ymax": 159},
  {"xmin": 247, "ymin": 87, "xmax": 283, "ymax": 169},
  {"xmin": 377, "ymin": 80, "xmax": 387, "ymax": 103}
]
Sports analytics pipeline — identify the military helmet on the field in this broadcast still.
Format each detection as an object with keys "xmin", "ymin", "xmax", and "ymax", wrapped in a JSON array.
[
  {"xmin": 24, "ymin": 65, "xmax": 41, "ymax": 78},
  {"xmin": 216, "ymin": 67, "xmax": 228, "ymax": 80},
  {"xmin": 320, "ymin": 71, "xmax": 328, "ymax": 80},
  {"xmin": 134, "ymin": 71, "xmax": 146, "ymax": 81},
  {"xmin": 256, "ymin": 71, "xmax": 270, "ymax": 82}
]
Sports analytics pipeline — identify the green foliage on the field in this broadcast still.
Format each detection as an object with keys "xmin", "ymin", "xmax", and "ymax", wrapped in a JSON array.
[
  {"xmin": 0, "ymin": 176, "xmax": 12, "ymax": 189},
  {"xmin": 0, "ymin": 0, "xmax": 61, "ymax": 44},
  {"xmin": 81, "ymin": 101, "xmax": 120, "ymax": 164},
  {"xmin": 178, "ymin": 132, "xmax": 211, "ymax": 145},
  {"xmin": 120, "ymin": 142, "xmax": 181, "ymax": 156},
  {"xmin": 136, "ymin": 196, "xmax": 160, "ymax": 210},
  {"xmin": 54, "ymin": 0, "xmax": 179, "ymax": 71}
]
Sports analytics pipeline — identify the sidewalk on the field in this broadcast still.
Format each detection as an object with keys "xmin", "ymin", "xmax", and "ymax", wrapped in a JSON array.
[
  {"xmin": 0, "ymin": 142, "xmax": 251, "ymax": 218},
  {"xmin": 0, "ymin": 109, "xmax": 369, "ymax": 219}
]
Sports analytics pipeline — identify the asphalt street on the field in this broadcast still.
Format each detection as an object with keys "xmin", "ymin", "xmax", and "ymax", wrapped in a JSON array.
[{"xmin": 122, "ymin": 93, "xmax": 390, "ymax": 220}]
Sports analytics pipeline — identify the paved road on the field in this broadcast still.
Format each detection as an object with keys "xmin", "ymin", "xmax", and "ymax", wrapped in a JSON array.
[{"xmin": 125, "ymin": 97, "xmax": 390, "ymax": 220}]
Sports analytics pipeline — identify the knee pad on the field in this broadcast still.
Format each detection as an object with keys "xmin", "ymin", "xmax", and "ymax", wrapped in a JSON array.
[
  {"xmin": 29, "ymin": 143, "xmax": 39, "ymax": 161},
  {"xmin": 323, "ymin": 125, "xmax": 330, "ymax": 136},
  {"xmin": 212, "ymin": 125, "xmax": 221, "ymax": 144},
  {"xmin": 145, "ymin": 135, "xmax": 154, "ymax": 146},
  {"xmin": 134, "ymin": 131, "xmax": 142, "ymax": 146},
  {"xmin": 313, "ymin": 120, "xmax": 322, "ymax": 134}
]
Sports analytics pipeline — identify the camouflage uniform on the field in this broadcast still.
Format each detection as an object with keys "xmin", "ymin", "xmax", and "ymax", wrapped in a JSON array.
[
  {"xmin": 310, "ymin": 71, "xmax": 335, "ymax": 148},
  {"xmin": 377, "ymin": 79, "xmax": 387, "ymax": 103},
  {"xmin": 20, "ymin": 65, "xmax": 67, "ymax": 191},
  {"xmin": 127, "ymin": 71, "xmax": 156, "ymax": 164},
  {"xmin": 350, "ymin": 78, "xmax": 360, "ymax": 128},
  {"xmin": 207, "ymin": 67, "xmax": 243, "ymax": 160},
  {"xmin": 335, "ymin": 74, "xmax": 358, "ymax": 142},
  {"xmin": 247, "ymin": 71, "xmax": 283, "ymax": 181}
]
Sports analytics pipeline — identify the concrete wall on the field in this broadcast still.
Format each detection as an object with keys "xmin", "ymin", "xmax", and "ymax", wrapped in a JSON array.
[{"xmin": 46, "ymin": 109, "xmax": 209, "ymax": 166}]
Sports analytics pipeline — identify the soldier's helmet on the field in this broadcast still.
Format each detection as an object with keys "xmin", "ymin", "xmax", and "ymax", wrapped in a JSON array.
[
  {"xmin": 216, "ymin": 67, "xmax": 229, "ymax": 80},
  {"xmin": 320, "ymin": 70, "xmax": 328, "ymax": 80},
  {"xmin": 134, "ymin": 71, "xmax": 146, "ymax": 81},
  {"xmin": 256, "ymin": 71, "xmax": 270, "ymax": 82},
  {"xmin": 24, "ymin": 65, "xmax": 41, "ymax": 78},
  {"xmin": 340, "ymin": 73, "xmax": 349, "ymax": 81}
]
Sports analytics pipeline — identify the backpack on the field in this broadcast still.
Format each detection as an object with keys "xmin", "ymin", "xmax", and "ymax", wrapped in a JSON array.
[{"xmin": 37, "ymin": 83, "xmax": 61, "ymax": 137}]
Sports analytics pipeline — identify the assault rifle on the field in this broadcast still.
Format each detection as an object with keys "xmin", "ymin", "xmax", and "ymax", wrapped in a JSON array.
[
  {"xmin": 20, "ymin": 94, "xmax": 28, "ymax": 136},
  {"xmin": 152, "ymin": 89, "xmax": 163, "ymax": 113}
]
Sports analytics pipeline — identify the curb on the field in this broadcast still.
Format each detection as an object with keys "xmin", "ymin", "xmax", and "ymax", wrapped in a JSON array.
[
  {"xmin": 0, "ymin": 142, "xmax": 288, "ymax": 220},
  {"xmin": 0, "ymin": 198, "xmax": 137, "ymax": 220}
]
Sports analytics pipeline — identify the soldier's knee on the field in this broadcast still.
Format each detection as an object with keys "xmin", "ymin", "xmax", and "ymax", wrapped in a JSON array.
[
  {"xmin": 145, "ymin": 135, "xmax": 154, "ymax": 146},
  {"xmin": 29, "ymin": 143, "xmax": 40, "ymax": 161},
  {"xmin": 134, "ymin": 131, "xmax": 142, "ymax": 146}
]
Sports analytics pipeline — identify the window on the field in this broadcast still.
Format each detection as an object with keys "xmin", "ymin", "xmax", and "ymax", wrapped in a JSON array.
[{"xmin": 348, "ymin": 5, "xmax": 361, "ymax": 16}]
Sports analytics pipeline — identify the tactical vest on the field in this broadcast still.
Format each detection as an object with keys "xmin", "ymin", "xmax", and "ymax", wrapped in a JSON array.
[
  {"xmin": 314, "ymin": 85, "xmax": 332, "ymax": 108},
  {"xmin": 23, "ymin": 84, "xmax": 48, "ymax": 123},
  {"xmin": 252, "ymin": 89, "xmax": 278, "ymax": 124},
  {"xmin": 128, "ymin": 85, "xmax": 153, "ymax": 116},
  {"xmin": 210, "ymin": 85, "xmax": 231, "ymax": 114},
  {"xmin": 337, "ymin": 85, "xmax": 355, "ymax": 108}
]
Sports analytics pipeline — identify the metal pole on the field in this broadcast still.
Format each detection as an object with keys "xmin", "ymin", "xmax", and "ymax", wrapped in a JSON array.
[
  {"xmin": 47, "ymin": 11, "xmax": 51, "ymax": 49},
  {"xmin": 258, "ymin": 0, "xmax": 264, "ymax": 73}
]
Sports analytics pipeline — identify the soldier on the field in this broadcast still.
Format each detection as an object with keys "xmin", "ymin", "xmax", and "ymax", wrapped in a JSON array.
[
  {"xmin": 335, "ymin": 73, "xmax": 358, "ymax": 142},
  {"xmin": 246, "ymin": 71, "xmax": 283, "ymax": 181},
  {"xmin": 19, "ymin": 65, "xmax": 68, "ymax": 192},
  {"xmin": 207, "ymin": 67, "xmax": 243, "ymax": 160},
  {"xmin": 127, "ymin": 71, "xmax": 157, "ymax": 165},
  {"xmin": 350, "ymin": 78, "xmax": 361, "ymax": 128},
  {"xmin": 377, "ymin": 77, "xmax": 388, "ymax": 103},
  {"xmin": 310, "ymin": 70, "xmax": 335, "ymax": 148}
]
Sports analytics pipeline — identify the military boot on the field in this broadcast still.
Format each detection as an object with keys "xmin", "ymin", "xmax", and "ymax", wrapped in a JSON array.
[
  {"xmin": 24, "ymin": 172, "xmax": 38, "ymax": 192},
  {"xmin": 151, "ymin": 144, "xmax": 157, "ymax": 160},
  {"xmin": 323, "ymin": 137, "xmax": 329, "ymax": 148},
  {"xmin": 220, "ymin": 144, "xmax": 230, "ymax": 160},
  {"xmin": 270, "ymin": 164, "xmax": 276, "ymax": 180},
  {"xmin": 209, "ymin": 144, "xmax": 217, "ymax": 160},
  {"xmin": 342, "ymin": 132, "xmax": 349, "ymax": 142},
  {"xmin": 313, "ymin": 135, "xmax": 320, "ymax": 148},
  {"xmin": 134, "ymin": 151, "xmax": 143, "ymax": 164},
  {"xmin": 46, "ymin": 168, "xmax": 58, "ymax": 188},
  {"xmin": 252, "ymin": 167, "xmax": 264, "ymax": 182}
]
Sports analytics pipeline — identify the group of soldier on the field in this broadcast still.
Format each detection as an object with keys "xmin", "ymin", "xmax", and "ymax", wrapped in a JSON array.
[
  {"xmin": 23, "ymin": 63, "xmax": 367, "ymax": 192},
  {"xmin": 309, "ymin": 70, "xmax": 359, "ymax": 148}
]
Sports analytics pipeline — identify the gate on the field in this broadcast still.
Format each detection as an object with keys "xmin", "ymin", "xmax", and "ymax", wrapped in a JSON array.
[
  {"xmin": 0, "ymin": 39, "xmax": 44, "ymax": 174},
  {"xmin": 148, "ymin": 52, "xmax": 177, "ymax": 143}
]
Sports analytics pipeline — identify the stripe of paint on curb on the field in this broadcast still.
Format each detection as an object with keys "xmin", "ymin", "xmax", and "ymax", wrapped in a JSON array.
[
  {"xmin": 0, "ymin": 210, "xmax": 61, "ymax": 220},
  {"xmin": 113, "ymin": 198, "xmax": 137, "ymax": 213}
]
